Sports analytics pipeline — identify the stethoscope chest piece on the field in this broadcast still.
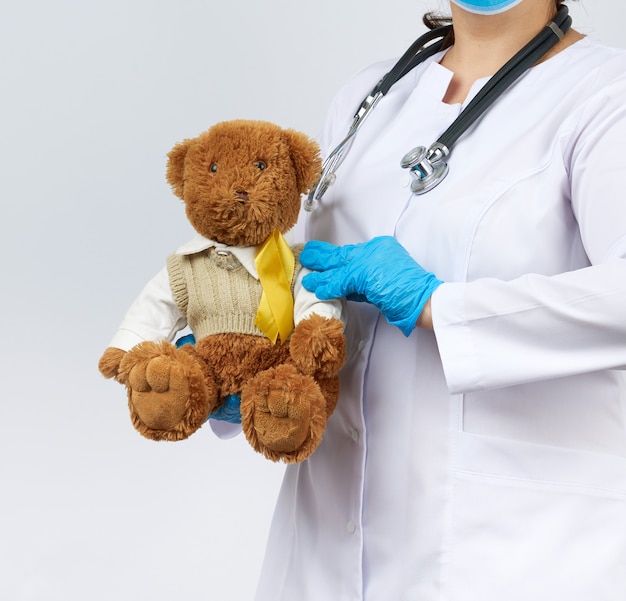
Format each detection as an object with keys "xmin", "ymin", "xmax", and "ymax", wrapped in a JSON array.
[{"xmin": 401, "ymin": 144, "xmax": 449, "ymax": 195}]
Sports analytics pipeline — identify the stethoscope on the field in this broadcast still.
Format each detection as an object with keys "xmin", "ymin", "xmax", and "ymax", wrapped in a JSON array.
[{"xmin": 304, "ymin": 5, "xmax": 572, "ymax": 212}]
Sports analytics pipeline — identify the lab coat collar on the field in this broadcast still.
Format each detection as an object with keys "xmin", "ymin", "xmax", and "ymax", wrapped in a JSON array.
[
  {"xmin": 174, "ymin": 234, "xmax": 259, "ymax": 279},
  {"xmin": 428, "ymin": 48, "xmax": 494, "ymax": 108}
]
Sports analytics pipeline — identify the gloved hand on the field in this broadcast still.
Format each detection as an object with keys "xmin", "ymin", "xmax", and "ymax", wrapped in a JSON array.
[
  {"xmin": 209, "ymin": 393, "xmax": 242, "ymax": 424},
  {"xmin": 301, "ymin": 236, "xmax": 443, "ymax": 336}
]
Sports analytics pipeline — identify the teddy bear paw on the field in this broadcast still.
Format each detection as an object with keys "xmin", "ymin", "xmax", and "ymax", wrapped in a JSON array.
[
  {"xmin": 98, "ymin": 347, "xmax": 127, "ymax": 380},
  {"xmin": 118, "ymin": 341, "xmax": 216, "ymax": 441},
  {"xmin": 241, "ymin": 364, "xmax": 327, "ymax": 463},
  {"xmin": 289, "ymin": 315, "xmax": 347, "ymax": 378}
]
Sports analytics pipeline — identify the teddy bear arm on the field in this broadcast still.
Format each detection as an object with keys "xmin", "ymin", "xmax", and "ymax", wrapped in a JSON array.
[
  {"xmin": 289, "ymin": 314, "xmax": 346, "ymax": 378},
  {"xmin": 98, "ymin": 347, "xmax": 127, "ymax": 379},
  {"xmin": 99, "ymin": 265, "xmax": 188, "ymax": 380}
]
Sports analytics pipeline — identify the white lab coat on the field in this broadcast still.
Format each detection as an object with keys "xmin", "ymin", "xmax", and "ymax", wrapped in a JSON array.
[{"xmin": 255, "ymin": 37, "xmax": 626, "ymax": 600}]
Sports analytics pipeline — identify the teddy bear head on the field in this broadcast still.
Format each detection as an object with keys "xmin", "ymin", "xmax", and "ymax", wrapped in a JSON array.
[{"xmin": 166, "ymin": 120, "xmax": 322, "ymax": 247}]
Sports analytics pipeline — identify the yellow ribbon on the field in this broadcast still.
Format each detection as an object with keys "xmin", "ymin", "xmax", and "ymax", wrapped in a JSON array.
[{"xmin": 254, "ymin": 230, "xmax": 295, "ymax": 344}]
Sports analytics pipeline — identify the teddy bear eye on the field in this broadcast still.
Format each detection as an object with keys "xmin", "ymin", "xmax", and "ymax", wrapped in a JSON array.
[
  {"xmin": 255, "ymin": 161, "xmax": 266, "ymax": 171},
  {"xmin": 210, "ymin": 163, "xmax": 218, "ymax": 173}
]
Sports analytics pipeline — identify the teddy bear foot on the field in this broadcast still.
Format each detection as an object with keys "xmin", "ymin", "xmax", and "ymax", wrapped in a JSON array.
[
  {"xmin": 118, "ymin": 341, "xmax": 217, "ymax": 441},
  {"xmin": 241, "ymin": 364, "xmax": 327, "ymax": 463}
]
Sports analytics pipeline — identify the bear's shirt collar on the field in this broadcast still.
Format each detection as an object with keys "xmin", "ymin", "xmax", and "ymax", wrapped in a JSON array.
[{"xmin": 174, "ymin": 234, "xmax": 260, "ymax": 279}]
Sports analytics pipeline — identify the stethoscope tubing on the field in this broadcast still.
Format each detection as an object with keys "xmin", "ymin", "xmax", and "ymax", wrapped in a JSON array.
[
  {"xmin": 439, "ymin": 5, "xmax": 571, "ymax": 150},
  {"xmin": 305, "ymin": 5, "xmax": 571, "ymax": 209},
  {"xmin": 304, "ymin": 27, "xmax": 451, "ymax": 209},
  {"xmin": 375, "ymin": 25, "xmax": 454, "ymax": 97}
]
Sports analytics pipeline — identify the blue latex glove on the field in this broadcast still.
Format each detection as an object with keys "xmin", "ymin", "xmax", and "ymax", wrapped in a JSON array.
[
  {"xmin": 175, "ymin": 333, "xmax": 196, "ymax": 347},
  {"xmin": 301, "ymin": 236, "xmax": 443, "ymax": 336},
  {"xmin": 209, "ymin": 393, "xmax": 242, "ymax": 424}
]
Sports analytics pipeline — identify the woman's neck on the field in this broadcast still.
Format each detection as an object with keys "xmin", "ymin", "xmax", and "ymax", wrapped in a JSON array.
[{"xmin": 439, "ymin": 2, "xmax": 583, "ymax": 104}]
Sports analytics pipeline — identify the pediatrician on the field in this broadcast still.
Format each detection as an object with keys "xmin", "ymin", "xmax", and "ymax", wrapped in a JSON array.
[{"xmin": 254, "ymin": 0, "xmax": 626, "ymax": 599}]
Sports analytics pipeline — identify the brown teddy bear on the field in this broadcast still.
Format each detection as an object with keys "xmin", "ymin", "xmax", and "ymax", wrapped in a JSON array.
[{"xmin": 98, "ymin": 120, "xmax": 346, "ymax": 463}]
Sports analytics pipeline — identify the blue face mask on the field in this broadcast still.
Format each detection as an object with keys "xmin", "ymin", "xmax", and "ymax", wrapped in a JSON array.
[{"xmin": 450, "ymin": 0, "xmax": 524, "ymax": 15}]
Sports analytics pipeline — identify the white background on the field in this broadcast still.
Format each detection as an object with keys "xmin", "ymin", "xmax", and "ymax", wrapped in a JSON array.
[{"xmin": 0, "ymin": 1, "xmax": 623, "ymax": 599}]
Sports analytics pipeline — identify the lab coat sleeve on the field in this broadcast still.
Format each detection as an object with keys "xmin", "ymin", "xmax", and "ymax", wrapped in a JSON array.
[
  {"xmin": 432, "ymin": 260, "xmax": 626, "ymax": 393},
  {"xmin": 108, "ymin": 267, "xmax": 187, "ymax": 351},
  {"xmin": 433, "ymin": 70, "xmax": 626, "ymax": 394}
]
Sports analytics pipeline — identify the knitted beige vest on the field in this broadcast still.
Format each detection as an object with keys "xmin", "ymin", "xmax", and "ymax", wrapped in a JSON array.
[{"xmin": 167, "ymin": 245, "xmax": 302, "ymax": 339}]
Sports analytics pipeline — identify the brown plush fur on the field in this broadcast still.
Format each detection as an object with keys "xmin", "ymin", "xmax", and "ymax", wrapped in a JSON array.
[
  {"xmin": 99, "ymin": 120, "xmax": 345, "ymax": 462},
  {"xmin": 240, "ymin": 364, "xmax": 327, "ymax": 463},
  {"xmin": 191, "ymin": 334, "xmax": 291, "ymax": 397},
  {"xmin": 289, "ymin": 313, "xmax": 347, "ymax": 378},
  {"xmin": 166, "ymin": 120, "xmax": 322, "ymax": 247},
  {"xmin": 118, "ymin": 341, "xmax": 217, "ymax": 441}
]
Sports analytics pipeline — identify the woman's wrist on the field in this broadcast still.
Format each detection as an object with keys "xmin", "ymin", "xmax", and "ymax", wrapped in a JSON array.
[{"xmin": 416, "ymin": 297, "xmax": 434, "ymax": 331}]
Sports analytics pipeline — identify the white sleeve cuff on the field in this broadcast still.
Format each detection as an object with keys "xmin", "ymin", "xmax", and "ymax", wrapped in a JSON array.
[
  {"xmin": 432, "ymin": 282, "xmax": 483, "ymax": 394},
  {"xmin": 293, "ymin": 267, "xmax": 345, "ymax": 324}
]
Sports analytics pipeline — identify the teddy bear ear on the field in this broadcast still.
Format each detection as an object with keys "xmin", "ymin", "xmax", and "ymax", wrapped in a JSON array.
[
  {"xmin": 166, "ymin": 140, "xmax": 191, "ymax": 199},
  {"xmin": 282, "ymin": 129, "xmax": 323, "ymax": 194}
]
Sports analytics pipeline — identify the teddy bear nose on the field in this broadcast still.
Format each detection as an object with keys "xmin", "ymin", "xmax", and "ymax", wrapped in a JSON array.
[{"xmin": 235, "ymin": 190, "xmax": 249, "ymax": 202}]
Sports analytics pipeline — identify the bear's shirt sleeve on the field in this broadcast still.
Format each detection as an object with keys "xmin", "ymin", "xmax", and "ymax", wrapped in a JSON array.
[
  {"xmin": 108, "ymin": 267, "xmax": 187, "ymax": 351},
  {"xmin": 293, "ymin": 267, "xmax": 344, "ymax": 325}
]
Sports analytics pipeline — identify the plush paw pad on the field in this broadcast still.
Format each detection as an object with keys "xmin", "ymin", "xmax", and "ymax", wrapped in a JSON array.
[
  {"xmin": 118, "ymin": 341, "xmax": 215, "ymax": 440},
  {"xmin": 241, "ymin": 364, "xmax": 327, "ymax": 463}
]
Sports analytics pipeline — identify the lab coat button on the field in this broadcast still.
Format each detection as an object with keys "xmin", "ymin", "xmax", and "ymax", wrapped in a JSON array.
[
  {"xmin": 357, "ymin": 340, "xmax": 366, "ymax": 352},
  {"xmin": 346, "ymin": 520, "xmax": 356, "ymax": 534},
  {"xmin": 350, "ymin": 428, "xmax": 359, "ymax": 442}
]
